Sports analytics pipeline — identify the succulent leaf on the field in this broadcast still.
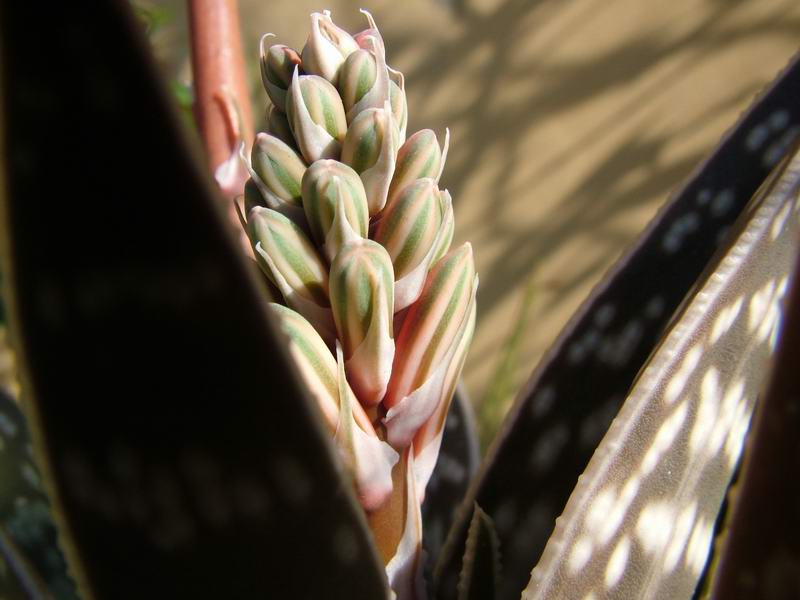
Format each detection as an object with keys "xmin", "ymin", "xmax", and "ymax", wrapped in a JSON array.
[
  {"xmin": 286, "ymin": 68, "xmax": 348, "ymax": 163},
  {"xmin": 433, "ymin": 53, "xmax": 800, "ymax": 600},
  {"xmin": 1, "ymin": 4, "xmax": 393, "ymax": 597},
  {"xmin": 457, "ymin": 504, "xmax": 501, "ymax": 600}
]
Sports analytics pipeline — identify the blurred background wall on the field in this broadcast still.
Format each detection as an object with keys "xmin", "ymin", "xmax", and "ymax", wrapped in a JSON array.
[{"xmin": 147, "ymin": 0, "xmax": 800, "ymax": 443}]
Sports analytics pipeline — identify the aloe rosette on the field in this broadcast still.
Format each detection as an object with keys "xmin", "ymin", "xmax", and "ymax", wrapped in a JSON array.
[{"xmin": 238, "ymin": 10, "xmax": 477, "ymax": 598}]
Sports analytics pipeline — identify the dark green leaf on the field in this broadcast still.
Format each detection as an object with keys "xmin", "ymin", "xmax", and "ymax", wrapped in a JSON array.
[
  {"xmin": 435, "ymin": 51, "xmax": 800, "ymax": 600},
  {"xmin": 457, "ymin": 504, "xmax": 500, "ymax": 600},
  {"xmin": 0, "ymin": 2, "xmax": 386, "ymax": 598},
  {"xmin": 0, "ymin": 390, "xmax": 79, "ymax": 599},
  {"xmin": 523, "ymin": 135, "xmax": 800, "ymax": 599}
]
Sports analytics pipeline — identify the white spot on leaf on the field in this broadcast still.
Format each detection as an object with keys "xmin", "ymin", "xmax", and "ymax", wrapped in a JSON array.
[{"xmin": 605, "ymin": 536, "xmax": 630, "ymax": 589}]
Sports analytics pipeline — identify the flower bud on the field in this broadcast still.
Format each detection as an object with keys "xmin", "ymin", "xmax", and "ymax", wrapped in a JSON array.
[
  {"xmin": 339, "ymin": 49, "xmax": 375, "ymax": 115},
  {"xmin": 389, "ymin": 77, "xmax": 408, "ymax": 146},
  {"xmin": 373, "ymin": 179, "xmax": 453, "ymax": 310},
  {"xmin": 300, "ymin": 10, "xmax": 360, "ymax": 85},
  {"xmin": 412, "ymin": 298, "xmax": 475, "ymax": 499},
  {"xmin": 248, "ymin": 207, "xmax": 335, "ymax": 343},
  {"xmin": 265, "ymin": 105, "xmax": 297, "ymax": 150},
  {"xmin": 301, "ymin": 160, "xmax": 369, "ymax": 261},
  {"xmin": 266, "ymin": 303, "xmax": 398, "ymax": 510},
  {"xmin": 260, "ymin": 36, "xmax": 302, "ymax": 112},
  {"xmin": 338, "ymin": 36, "xmax": 390, "ymax": 123},
  {"xmin": 387, "ymin": 129, "xmax": 448, "ymax": 210},
  {"xmin": 286, "ymin": 68, "xmax": 348, "ymax": 163},
  {"xmin": 329, "ymin": 240, "xmax": 395, "ymax": 406},
  {"xmin": 383, "ymin": 243, "xmax": 478, "ymax": 448},
  {"xmin": 374, "ymin": 179, "xmax": 442, "ymax": 278},
  {"xmin": 240, "ymin": 140, "xmax": 306, "ymax": 229},
  {"xmin": 431, "ymin": 191, "xmax": 454, "ymax": 263},
  {"xmin": 341, "ymin": 102, "xmax": 397, "ymax": 215},
  {"xmin": 251, "ymin": 133, "xmax": 306, "ymax": 206}
]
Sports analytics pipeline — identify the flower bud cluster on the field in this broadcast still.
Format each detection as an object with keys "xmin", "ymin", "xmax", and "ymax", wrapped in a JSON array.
[{"xmin": 242, "ymin": 11, "xmax": 477, "ymax": 529}]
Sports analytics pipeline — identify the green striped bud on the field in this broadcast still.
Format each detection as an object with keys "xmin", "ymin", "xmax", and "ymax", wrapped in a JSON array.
[
  {"xmin": 373, "ymin": 179, "xmax": 453, "ymax": 310},
  {"xmin": 266, "ymin": 105, "xmax": 297, "ymax": 151},
  {"xmin": 341, "ymin": 102, "xmax": 397, "ymax": 215},
  {"xmin": 286, "ymin": 68, "xmax": 348, "ymax": 164},
  {"xmin": 251, "ymin": 133, "xmax": 306, "ymax": 206},
  {"xmin": 338, "ymin": 36, "xmax": 390, "ymax": 123},
  {"xmin": 301, "ymin": 10, "xmax": 360, "ymax": 85},
  {"xmin": 259, "ymin": 36, "xmax": 302, "ymax": 112},
  {"xmin": 339, "ymin": 49, "xmax": 375, "ymax": 117},
  {"xmin": 383, "ymin": 243, "xmax": 478, "ymax": 448},
  {"xmin": 248, "ymin": 207, "xmax": 335, "ymax": 344},
  {"xmin": 240, "ymin": 138, "xmax": 306, "ymax": 229},
  {"xmin": 431, "ymin": 190, "xmax": 454, "ymax": 263},
  {"xmin": 389, "ymin": 77, "xmax": 408, "ymax": 146},
  {"xmin": 330, "ymin": 240, "xmax": 395, "ymax": 406},
  {"xmin": 412, "ymin": 298, "xmax": 475, "ymax": 499},
  {"xmin": 267, "ymin": 303, "xmax": 397, "ymax": 510},
  {"xmin": 301, "ymin": 160, "xmax": 369, "ymax": 261},
  {"xmin": 387, "ymin": 129, "xmax": 448, "ymax": 210}
]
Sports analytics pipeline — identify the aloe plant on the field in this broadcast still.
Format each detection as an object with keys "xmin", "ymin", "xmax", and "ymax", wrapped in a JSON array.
[{"xmin": 1, "ymin": 3, "xmax": 799, "ymax": 600}]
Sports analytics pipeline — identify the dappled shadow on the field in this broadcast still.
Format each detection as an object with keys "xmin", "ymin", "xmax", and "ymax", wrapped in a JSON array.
[{"xmin": 371, "ymin": 0, "xmax": 800, "ymax": 412}]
